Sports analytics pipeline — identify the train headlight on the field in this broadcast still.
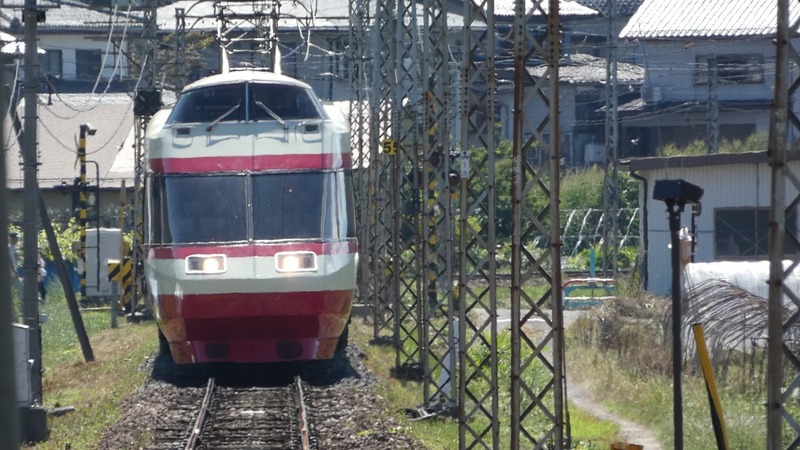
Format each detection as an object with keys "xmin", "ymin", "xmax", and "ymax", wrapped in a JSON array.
[
  {"xmin": 185, "ymin": 254, "xmax": 227, "ymax": 274},
  {"xmin": 275, "ymin": 251, "xmax": 317, "ymax": 273}
]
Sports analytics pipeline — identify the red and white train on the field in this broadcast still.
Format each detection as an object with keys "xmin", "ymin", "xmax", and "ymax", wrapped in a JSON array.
[{"xmin": 143, "ymin": 70, "xmax": 356, "ymax": 364}]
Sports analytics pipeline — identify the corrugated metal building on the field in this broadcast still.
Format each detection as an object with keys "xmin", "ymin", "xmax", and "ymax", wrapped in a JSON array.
[{"xmin": 627, "ymin": 151, "xmax": 800, "ymax": 296}]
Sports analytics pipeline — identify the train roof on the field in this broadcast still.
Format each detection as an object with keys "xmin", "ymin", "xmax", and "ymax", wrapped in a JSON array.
[{"xmin": 181, "ymin": 70, "xmax": 313, "ymax": 93}]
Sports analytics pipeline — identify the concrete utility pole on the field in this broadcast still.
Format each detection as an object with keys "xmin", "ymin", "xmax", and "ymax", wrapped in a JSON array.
[
  {"xmin": 21, "ymin": 0, "xmax": 48, "ymax": 440},
  {"xmin": 602, "ymin": 0, "xmax": 619, "ymax": 276},
  {"xmin": 0, "ymin": 51, "xmax": 22, "ymax": 450}
]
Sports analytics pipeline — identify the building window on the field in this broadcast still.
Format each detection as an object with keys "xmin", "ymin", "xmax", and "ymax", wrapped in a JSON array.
[
  {"xmin": 41, "ymin": 49, "xmax": 62, "ymax": 78},
  {"xmin": 714, "ymin": 207, "xmax": 797, "ymax": 259},
  {"xmin": 76, "ymin": 49, "xmax": 102, "ymax": 80},
  {"xmin": 329, "ymin": 37, "xmax": 348, "ymax": 80},
  {"xmin": 695, "ymin": 54, "xmax": 764, "ymax": 85}
]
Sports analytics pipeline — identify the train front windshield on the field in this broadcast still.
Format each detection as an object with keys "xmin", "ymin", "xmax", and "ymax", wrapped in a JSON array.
[
  {"xmin": 167, "ymin": 82, "xmax": 324, "ymax": 124},
  {"xmin": 148, "ymin": 172, "xmax": 355, "ymax": 244}
]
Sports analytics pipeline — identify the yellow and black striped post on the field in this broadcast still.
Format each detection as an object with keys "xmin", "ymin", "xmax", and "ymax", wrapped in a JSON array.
[
  {"xmin": 78, "ymin": 124, "xmax": 89, "ymax": 304},
  {"xmin": 692, "ymin": 323, "xmax": 730, "ymax": 450},
  {"xmin": 107, "ymin": 257, "xmax": 132, "ymax": 307}
]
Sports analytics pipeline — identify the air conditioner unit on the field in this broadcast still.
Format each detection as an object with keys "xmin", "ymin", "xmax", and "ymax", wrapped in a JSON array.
[
  {"xmin": 642, "ymin": 85, "xmax": 662, "ymax": 104},
  {"xmin": 584, "ymin": 143, "xmax": 606, "ymax": 165}
]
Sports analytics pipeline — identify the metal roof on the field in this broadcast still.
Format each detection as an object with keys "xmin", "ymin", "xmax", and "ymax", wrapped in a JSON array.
[
  {"xmin": 1, "ymin": 3, "xmax": 142, "ymax": 32},
  {"xmin": 494, "ymin": 0, "xmax": 598, "ymax": 17},
  {"xmin": 528, "ymin": 53, "xmax": 644, "ymax": 85},
  {"xmin": 620, "ymin": 0, "xmax": 800, "ymax": 40},
  {"xmin": 575, "ymin": 0, "xmax": 644, "ymax": 16}
]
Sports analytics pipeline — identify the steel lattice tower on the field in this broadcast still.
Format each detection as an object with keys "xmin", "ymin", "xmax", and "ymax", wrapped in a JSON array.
[
  {"xmin": 388, "ymin": 0, "xmax": 425, "ymax": 379},
  {"xmin": 457, "ymin": 0, "xmax": 500, "ymax": 446},
  {"xmin": 767, "ymin": 1, "xmax": 800, "ymax": 447},
  {"xmin": 132, "ymin": 0, "xmax": 160, "ymax": 313},
  {"xmin": 348, "ymin": 0, "xmax": 372, "ymax": 311},
  {"xmin": 510, "ymin": 0, "xmax": 564, "ymax": 447},
  {"xmin": 368, "ymin": 0, "xmax": 397, "ymax": 345},
  {"xmin": 174, "ymin": 8, "xmax": 187, "ymax": 93},
  {"xmin": 419, "ymin": 0, "xmax": 457, "ymax": 411}
]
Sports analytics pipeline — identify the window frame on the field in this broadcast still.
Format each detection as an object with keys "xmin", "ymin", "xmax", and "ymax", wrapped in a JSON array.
[
  {"xmin": 694, "ymin": 54, "xmax": 764, "ymax": 85},
  {"xmin": 713, "ymin": 206, "xmax": 798, "ymax": 260},
  {"xmin": 147, "ymin": 170, "xmax": 355, "ymax": 245}
]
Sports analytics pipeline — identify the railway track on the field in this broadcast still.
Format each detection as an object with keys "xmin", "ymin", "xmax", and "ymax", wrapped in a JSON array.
[{"xmin": 149, "ymin": 375, "xmax": 315, "ymax": 450}]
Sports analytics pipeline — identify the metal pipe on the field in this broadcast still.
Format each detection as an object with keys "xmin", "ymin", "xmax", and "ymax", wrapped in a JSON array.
[
  {"xmin": 667, "ymin": 199, "xmax": 685, "ymax": 450},
  {"xmin": 86, "ymin": 160, "xmax": 100, "ymax": 296}
]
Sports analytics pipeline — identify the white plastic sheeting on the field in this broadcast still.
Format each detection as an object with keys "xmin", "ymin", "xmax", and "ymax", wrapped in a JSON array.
[{"xmin": 684, "ymin": 260, "xmax": 800, "ymax": 300}]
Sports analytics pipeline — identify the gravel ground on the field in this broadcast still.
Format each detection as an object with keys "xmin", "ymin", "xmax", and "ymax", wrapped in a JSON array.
[{"xmin": 97, "ymin": 345, "xmax": 426, "ymax": 449}]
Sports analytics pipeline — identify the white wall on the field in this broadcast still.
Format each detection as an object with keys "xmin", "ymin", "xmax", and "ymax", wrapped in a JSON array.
[
  {"xmin": 634, "ymin": 39, "xmax": 776, "ymax": 104},
  {"xmin": 637, "ymin": 158, "xmax": 800, "ymax": 296},
  {"xmin": 39, "ymin": 34, "xmax": 129, "ymax": 81}
]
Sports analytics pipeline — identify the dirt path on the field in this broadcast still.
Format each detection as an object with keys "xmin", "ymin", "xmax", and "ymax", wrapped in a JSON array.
[
  {"xmin": 474, "ymin": 307, "xmax": 663, "ymax": 448},
  {"xmin": 567, "ymin": 380, "xmax": 662, "ymax": 450}
]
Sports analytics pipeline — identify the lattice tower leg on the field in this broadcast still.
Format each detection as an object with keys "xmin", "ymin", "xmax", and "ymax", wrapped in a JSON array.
[
  {"xmin": 367, "ymin": 0, "xmax": 397, "ymax": 345},
  {"xmin": 132, "ymin": 117, "xmax": 146, "ymax": 312},
  {"xmin": 132, "ymin": 0, "xmax": 158, "ymax": 313},
  {"xmin": 457, "ymin": 0, "xmax": 500, "ymax": 446},
  {"xmin": 420, "ymin": 0, "xmax": 456, "ymax": 411},
  {"xmin": 388, "ymin": 0, "xmax": 424, "ymax": 380},
  {"xmin": 348, "ymin": 0, "xmax": 372, "ymax": 307},
  {"xmin": 174, "ymin": 8, "xmax": 187, "ymax": 93},
  {"xmin": 510, "ymin": 0, "xmax": 565, "ymax": 448},
  {"xmin": 767, "ymin": 1, "xmax": 800, "ymax": 447}
]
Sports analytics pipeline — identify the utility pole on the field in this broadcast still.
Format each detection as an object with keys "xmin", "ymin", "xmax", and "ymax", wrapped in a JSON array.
[
  {"xmin": 602, "ymin": 0, "xmax": 619, "ymax": 276},
  {"xmin": 21, "ymin": 0, "xmax": 48, "ymax": 440},
  {"xmin": 0, "ymin": 50, "xmax": 22, "ymax": 449}
]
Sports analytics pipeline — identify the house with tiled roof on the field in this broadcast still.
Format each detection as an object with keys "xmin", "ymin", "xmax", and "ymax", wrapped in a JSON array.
[
  {"xmin": 495, "ymin": 53, "xmax": 645, "ymax": 166},
  {"xmin": 0, "ymin": 2, "xmax": 141, "ymax": 91},
  {"xmin": 618, "ymin": 0, "xmax": 800, "ymax": 158}
]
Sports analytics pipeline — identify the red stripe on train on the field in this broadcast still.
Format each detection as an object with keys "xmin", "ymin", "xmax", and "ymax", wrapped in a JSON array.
[
  {"xmin": 148, "ymin": 241, "xmax": 357, "ymax": 259},
  {"xmin": 158, "ymin": 289, "xmax": 353, "ymax": 319},
  {"xmin": 149, "ymin": 153, "xmax": 352, "ymax": 173}
]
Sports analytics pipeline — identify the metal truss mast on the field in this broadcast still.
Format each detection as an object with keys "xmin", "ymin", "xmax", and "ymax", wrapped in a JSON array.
[{"xmin": 767, "ymin": 1, "xmax": 800, "ymax": 448}]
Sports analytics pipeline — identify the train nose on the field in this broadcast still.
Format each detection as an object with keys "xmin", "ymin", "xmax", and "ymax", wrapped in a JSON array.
[
  {"xmin": 276, "ymin": 339, "xmax": 303, "ymax": 359},
  {"xmin": 205, "ymin": 342, "xmax": 231, "ymax": 360}
]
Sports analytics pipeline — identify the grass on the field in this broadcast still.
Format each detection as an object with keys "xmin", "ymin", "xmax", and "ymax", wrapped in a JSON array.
[
  {"xmin": 351, "ymin": 316, "xmax": 623, "ymax": 449},
  {"xmin": 27, "ymin": 284, "xmax": 765, "ymax": 450},
  {"xmin": 22, "ymin": 284, "xmax": 157, "ymax": 450},
  {"xmin": 566, "ymin": 296, "xmax": 770, "ymax": 449}
]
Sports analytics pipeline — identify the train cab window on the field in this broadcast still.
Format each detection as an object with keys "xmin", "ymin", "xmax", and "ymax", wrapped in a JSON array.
[
  {"xmin": 250, "ymin": 83, "xmax": 323, "ymax": 121},
  {"xmin": 168, "ymin": 84, "xmax": 246, "ymax": 124},
  {"xmin": 253, "ymin": 173, "xmax": 325, "ymax": 240},
  {"xmin": 153, "ymin": 175, "xmax": 247, "ymax": 244}
]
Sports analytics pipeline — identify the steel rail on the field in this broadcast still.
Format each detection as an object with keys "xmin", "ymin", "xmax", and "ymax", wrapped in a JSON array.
[
  {"xmin": 295, "ymin": 375, "xmax": 311, "ymax": 450},
  {"xmin": 185, "ymin": 377, "xmax": 216, "ymax": 450}
]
